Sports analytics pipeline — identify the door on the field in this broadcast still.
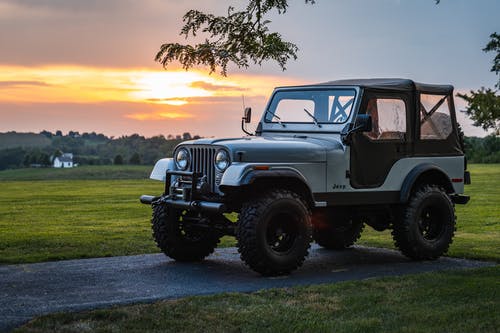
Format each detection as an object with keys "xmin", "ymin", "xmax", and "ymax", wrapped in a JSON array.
[{"xmin": 350, "ymin": 92, "xmax": 410, "ymax": 188}]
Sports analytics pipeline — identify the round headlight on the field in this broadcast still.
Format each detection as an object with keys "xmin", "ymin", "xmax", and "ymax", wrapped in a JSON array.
[
  {"xmin": 214, "ymin": 150, "xmax": 230, "ymax": 171},
  {"xmin": 175, "ymin": 148, "xmax": 190, "ymax": 170}
]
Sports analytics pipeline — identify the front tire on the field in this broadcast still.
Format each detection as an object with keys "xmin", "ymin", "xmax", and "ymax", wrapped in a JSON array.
[
  {"xmin": 392, "ymin": 185, "xmax": 456, "ymax": 260},
  {"xmin": 236, "ymin": 189, "xmax": 312, "ymax": 276},
  {"xmin": 151, "ymin": 203, "xmax": 220, "ymax": 262}
]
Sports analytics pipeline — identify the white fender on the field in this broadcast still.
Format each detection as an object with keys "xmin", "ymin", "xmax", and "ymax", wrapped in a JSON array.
[{"xmin": 150, "ymin": 158, "xmax": 174, "ymax": 181}]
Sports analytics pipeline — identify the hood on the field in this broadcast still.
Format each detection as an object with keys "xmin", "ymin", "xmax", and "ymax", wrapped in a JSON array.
[{"xmin": 182, "ymin": 135, "xmax": 343, "ymax": 163}]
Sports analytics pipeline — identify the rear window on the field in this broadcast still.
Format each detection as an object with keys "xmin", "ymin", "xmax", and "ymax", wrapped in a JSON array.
[{"xmin": 420, "ymin": 94, "xmax": 452, "ymax": 140}]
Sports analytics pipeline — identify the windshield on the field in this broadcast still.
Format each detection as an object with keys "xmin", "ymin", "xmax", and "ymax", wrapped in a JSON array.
[{"xmin": 265, "ymin": 89, "xmax": 356, "ymax": 124}]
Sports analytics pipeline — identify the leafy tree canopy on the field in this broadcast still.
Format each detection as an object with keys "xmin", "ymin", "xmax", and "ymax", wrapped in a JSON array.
[
  {"xmin": 457, "ymin": 88, "xmax": 500, "ymax": 135},
  {"xmin": 483, "ymin": 32, "xmax": 500, "ymax": 88},
  {"xmin": 458, "ymin": 32, "xmax": 500, "ymax": 136},
  {"xmin": 156, "ymin": 0, "xmax": 315, "ymax": 75}
]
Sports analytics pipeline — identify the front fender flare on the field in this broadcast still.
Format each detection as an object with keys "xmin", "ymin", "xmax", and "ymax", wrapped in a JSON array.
[
  {"xmin": 150, "ymin": 158, "xmax": 174, "ymax": 181},
  {"xmin": 220, "ymin": 164, "xmax": 309, "ymax": 187}
]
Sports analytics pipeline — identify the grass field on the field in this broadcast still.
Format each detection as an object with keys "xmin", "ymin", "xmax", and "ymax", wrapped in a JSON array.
[
  {"xmin": 0, "ymin": 165, "xmax": 152, "ymax": 181},
  {"xmin": 2, "ymin": 164, "xmax": 498, "ymax": 332},
  {"xmin": 1, "ymin": 164, "xmax": 498, "ymax": 264}
]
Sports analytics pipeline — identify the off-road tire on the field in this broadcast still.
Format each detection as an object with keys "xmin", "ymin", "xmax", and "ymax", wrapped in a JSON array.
[
  {"xmin": 313, "ymin": 211, "xmax": 364, "ymax": 250},
  {"xmin": 236, "ymin": 189, "xmax": 312, "ymax": 276},
  {"xmin": 392, "ymin": 185, "xmax": 456, "ymax": 260},
  {"xmin": 151, "ymin": 203, "xmax": 220, "ymax": 262}
]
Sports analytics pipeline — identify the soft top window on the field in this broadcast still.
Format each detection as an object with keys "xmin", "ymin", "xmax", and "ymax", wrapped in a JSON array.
[
  {"xmin": 364, "ymin": 98, "xmax": 406, "ymax": 141},
  {"xmin": 266, "ymin": 89, "xmax": 356, "ymax": 124},
  {"xmin": 420, "ymin": 94, "xmax": 452, "ymax": 140}
]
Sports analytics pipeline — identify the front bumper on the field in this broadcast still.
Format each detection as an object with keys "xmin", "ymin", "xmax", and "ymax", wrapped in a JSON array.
[
  {"xmin": 140, "ymin": 194, "xmax": 226, "ymax": 213},
  {"xmin": 140, "ymin": 170, "xmax": 226, "ymax": 213}
]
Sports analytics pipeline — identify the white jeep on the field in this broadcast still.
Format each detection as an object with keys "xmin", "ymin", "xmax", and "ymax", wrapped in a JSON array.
[{"xmin": 141, "ymin": 78, "xmax": 470, "ymax": 276}]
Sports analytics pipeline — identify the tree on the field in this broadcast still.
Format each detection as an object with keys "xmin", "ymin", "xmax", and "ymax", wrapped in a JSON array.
[
  {"xmin": 457, "ymin": 88, "xmax": 500, "ymax": 135},
  {"xmin": 483, "ymin": 32, "xmax": 500, "ymax": 88},
  {"xmin": 156, "ymin": 0, "xmax": 316, "ymax": 75},
  {"xmin": 40, "ymin": 130, "xmax": 53, "ymax": 138},
  {"xmin": 129, "ymin": 152, "xmax": 141, "ymax": 165},
  {"xmin": 53, "ymin": 149, "xmax": 63, "ymax": 159},
  {"xmin": 156, "ymin": 1, "xmax": 450, "ymax": 76},
  {"xmin": 458, "ymin": 32, "xmax": 500, "ymax": 135},
  {"xmin": 39, "ymin": 153, "xmax": 51, "ymax": 166},
  {"xmin": 23, "ymin": 154, "xmax": 31, "ymax": 167},
  {"xmin": 114, "ymin": 154, "xmax": 124, "ymax": 165}
]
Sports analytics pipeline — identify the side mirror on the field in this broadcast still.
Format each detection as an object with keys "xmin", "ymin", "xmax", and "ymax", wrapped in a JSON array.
[
  {"xmin": 241, "ymin": 107, "xmax": 253, "ymax": 135},
  {"xmin": 354, "ymin": 114, "xmax": 372, "ymax": 132},
  {"xmin": 243, "ymin": 107, "xmax": 252, "ymax": 124},
  {"xmin": 341, "ymin": 114, "xmax": 372, "ymax": 144}
]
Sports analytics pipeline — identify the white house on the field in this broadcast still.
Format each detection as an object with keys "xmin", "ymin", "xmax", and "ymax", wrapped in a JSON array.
[{"xmin": 53, "ymin": 153, "xmax": 74, "ymax": 168}]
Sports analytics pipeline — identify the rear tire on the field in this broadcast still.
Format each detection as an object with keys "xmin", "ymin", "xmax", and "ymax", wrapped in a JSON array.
[
  {"xmin": 236, "ymin": 189, "xmax": 312, "ymax": 276},
  {"xmin": 151, "ymin": 204, "xmax": 220, "ymax": 262},
  {"xmin": 392, "ymin": 185, "xmax": 456, "ymax": 260}
]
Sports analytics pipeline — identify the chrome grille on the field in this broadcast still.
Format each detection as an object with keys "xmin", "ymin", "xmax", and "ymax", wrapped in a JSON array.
[{"xmin": 188, "ymin": 146, "xmax": 217, "ymax": 192}]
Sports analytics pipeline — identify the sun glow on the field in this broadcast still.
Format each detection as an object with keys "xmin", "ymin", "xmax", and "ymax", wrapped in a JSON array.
[
  {"xmin": 0, "ymin": 65, "xmax": 304, "ymax": 123},
  {"xmin": 0, "ymin": 66, "xmax": 258, "ymax": 105},
  {"xmin": 130, "ymin": 72, "xmax": 214, "ymax": 101}
]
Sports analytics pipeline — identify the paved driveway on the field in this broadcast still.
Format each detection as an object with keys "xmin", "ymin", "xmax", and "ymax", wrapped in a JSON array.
[{"xmin": 0, "ymin": 245, "xmax": 493, "ymax": 332}]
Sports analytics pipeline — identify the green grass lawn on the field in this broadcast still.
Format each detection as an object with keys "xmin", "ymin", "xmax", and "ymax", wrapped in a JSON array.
[
  {"xmin": 2, "ymin": 164, "xmax": 498, "ymax": 332},
  {"xmin": 1, "ymin": 164, "xmax": 498, "ymax": 264},
  {"xmin": 0, "ymin": 165, "xmax": 152, "ymax": 181}
]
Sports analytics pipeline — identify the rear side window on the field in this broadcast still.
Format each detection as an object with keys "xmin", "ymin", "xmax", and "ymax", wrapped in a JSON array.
[
  {"xmin": 364, "ymin": 98, "xmax": 406, "ymax": 140},
  {"xmin": 420, "ymin": 94, "xmax": 452, "ymax": 140}
]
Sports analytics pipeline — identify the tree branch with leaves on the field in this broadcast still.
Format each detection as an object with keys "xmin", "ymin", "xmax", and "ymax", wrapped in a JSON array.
[
  {"xmin": 155, "ymin": 0, "xmax": 315, "ymax": 76},
  {"xmin": 458, "ymin": 32, "xmax": 500, "ymax": 136}
]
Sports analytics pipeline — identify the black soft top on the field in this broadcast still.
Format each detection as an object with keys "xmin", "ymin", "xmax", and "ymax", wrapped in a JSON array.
[{"xmin": 312, "ymin": 78, "xmax": 454, "ymax": 95}]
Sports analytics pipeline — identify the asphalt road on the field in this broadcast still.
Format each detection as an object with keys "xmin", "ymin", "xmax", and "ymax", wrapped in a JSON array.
[{"xmin": 0, "ymin": 245, "xmax": 494, "ymax": 332}]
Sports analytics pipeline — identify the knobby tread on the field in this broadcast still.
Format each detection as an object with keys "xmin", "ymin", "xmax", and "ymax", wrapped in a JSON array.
[
  {"xmin": 151, "ymin": 204, "xmax": 220, "ymax": 262},
  {"xmin": 392, "ymin": 184, "xmax": 456, "ymax": 260},
  {"xmin": 236, "ymin": 189, "xmax": 312, "ymax": 276}
]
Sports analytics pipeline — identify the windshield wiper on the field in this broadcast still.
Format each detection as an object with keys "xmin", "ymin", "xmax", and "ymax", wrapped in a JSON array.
[
  {"xmin": 265, "ymin": 110, "xmax": 285, "ymax": 127},
  {"xmin": 303, "ymin": 108, "xmax": 322, "ymax": 127}
]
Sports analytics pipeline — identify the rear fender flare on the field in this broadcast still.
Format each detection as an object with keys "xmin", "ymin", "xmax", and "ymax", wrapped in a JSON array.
[{"xmin": 400, "ymin": 163, "xmax": 453, "ymax": 203}]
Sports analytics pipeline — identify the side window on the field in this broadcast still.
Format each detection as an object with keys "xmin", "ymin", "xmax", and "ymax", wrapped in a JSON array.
[
  {"xmin": 420, "ymin": 94, "xmax": 452, "ymax": 140},
  {"xmin": 364, "ymin": 98, "xmax": 406, "ymax": 140}
]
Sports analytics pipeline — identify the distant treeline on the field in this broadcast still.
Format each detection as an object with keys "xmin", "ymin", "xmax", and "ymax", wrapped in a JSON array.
[
  {"xmin": 0, "ymin": 131, "xmax": 199, "ymax": 170},
  {"xmin": 0, "ymin": 131, "xmax": 498, "ymax": 171},
  {"xmin": 464, "ymin": 136, "xmax": 500, "ymax": 163}
]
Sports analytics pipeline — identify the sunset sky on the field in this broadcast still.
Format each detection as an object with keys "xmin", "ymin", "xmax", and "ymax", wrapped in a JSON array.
[{"xmin": 0, "ymin": 0, "xmax": 498, "ymax": 138}]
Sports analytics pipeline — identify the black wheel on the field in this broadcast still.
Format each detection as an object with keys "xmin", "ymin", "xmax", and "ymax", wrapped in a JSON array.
[
  {"xmin": 151, "ymin": 203, "xmax": 220, "ymax": 262},
  {"xmin": 312, "ymin": 210, "xmax": 364, "ymax": 250},
  {"xmin": 392, "ymin": 185, "xmax": 456, "ymax": 260},
  {"xmin": 236, "ymin": 189, "xmax": 312, "ymax": 276}
]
